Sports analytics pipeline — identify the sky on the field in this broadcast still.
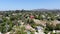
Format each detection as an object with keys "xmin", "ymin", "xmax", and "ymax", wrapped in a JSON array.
[{"xmin": 0, "ymin": 0, "xmax": 60, "ymax": 10}]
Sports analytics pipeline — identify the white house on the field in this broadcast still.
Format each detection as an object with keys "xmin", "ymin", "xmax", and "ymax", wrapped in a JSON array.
[
  {"xmin": 33, "ymin": 19, "xmax": 46, "ymax": 26},
  {"xmin": 5, "ymin": 32, "xmax": 10, "ymax": 34},
  {"xmin": 6, "ymin": 17, "xmax": 10, "ymax": 20},
  {"xmin": 42, "ymin": 15, "xmax": 45, "ymax": 18},
  {"xmin": 36, "ymin": 26, "xmax": 45, "ymax": 34},
  {"xmin": 12, "ymin": 13, "xmax": 17, "ymax": 16}
]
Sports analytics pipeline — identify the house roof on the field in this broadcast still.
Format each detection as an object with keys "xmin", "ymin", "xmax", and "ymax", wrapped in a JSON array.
[{"xmin": 33, "ymin": 19, "xmax": 46, "ymax": 26}]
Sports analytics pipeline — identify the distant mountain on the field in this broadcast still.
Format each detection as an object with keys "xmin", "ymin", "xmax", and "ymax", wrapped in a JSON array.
[
  {"xmin": 31, "ymin": 9, "xmax": 48, "ymax": 11},
  {"xmin": 31, "ymin": 9, "xmax": 60, "ymax": 11}
]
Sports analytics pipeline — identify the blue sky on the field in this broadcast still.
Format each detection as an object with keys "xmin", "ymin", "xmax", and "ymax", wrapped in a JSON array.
[{"xmin": 0, "ymin": 0, "xmax": 60, "ymax": 10}]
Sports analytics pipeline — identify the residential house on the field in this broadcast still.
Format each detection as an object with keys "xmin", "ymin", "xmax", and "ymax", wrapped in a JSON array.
[
  {"xmin": 33, "ymin": 19, "xmax": 46, "ymax": 27},
  {"xmin": 36, "ymin": 26, "xmax": 45, "ymax": 34}
]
